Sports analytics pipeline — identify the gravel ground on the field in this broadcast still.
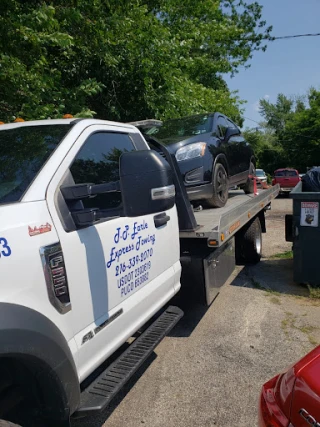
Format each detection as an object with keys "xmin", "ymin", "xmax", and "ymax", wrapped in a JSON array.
[{"xmin": 73, "ymin": 196, "xmax": 320, "ymax": 427}]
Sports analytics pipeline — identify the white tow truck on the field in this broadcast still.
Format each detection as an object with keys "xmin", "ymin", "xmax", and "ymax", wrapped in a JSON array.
[{"xmin": 0, "ymin": 118, "xmax": 279, "ymax": 426}]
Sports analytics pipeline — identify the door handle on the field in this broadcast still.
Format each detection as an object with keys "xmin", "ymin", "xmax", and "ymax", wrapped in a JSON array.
[{"xmin": 154, "ymin": 213, "xmax": 170, "ymax": 228}]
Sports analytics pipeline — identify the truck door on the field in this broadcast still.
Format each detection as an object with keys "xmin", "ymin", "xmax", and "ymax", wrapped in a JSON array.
[{"xmin": 46, "ymin": 125, "xmax": 179, "ymax": 381}]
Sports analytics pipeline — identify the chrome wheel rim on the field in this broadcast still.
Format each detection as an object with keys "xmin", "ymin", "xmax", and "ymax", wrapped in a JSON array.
[{"xmin": 256, "ymin": 232, "xmax": 262, "ymax": 254}]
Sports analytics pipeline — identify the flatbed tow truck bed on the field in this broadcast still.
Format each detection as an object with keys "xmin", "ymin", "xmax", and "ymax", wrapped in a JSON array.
[
  {"xmin": 180, "ymin": 186, "xmax": 279, "ymax": 247},
  {"xmin": 178, "ymin": 185, "xmax": 279, "ymax": 305}
]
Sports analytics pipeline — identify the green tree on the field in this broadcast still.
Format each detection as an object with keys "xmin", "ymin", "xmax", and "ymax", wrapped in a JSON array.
[
  {"xmin": 259, "ymin": 94, "xmax": 293, "ymax": 134},
  {"xmin": 0, "ymin": 0, "xmax": 272, "ymax": 123},
  {"xmin": 255, "ymin": 89, "xmax": 320, "ymax": 173},
  {"xmin": 282, "ymin": 89, "xmax": 320, "ymax": 172},
  {"xmin": 243, "ymin": 125, "xmax": 285, "ymax": 174}
]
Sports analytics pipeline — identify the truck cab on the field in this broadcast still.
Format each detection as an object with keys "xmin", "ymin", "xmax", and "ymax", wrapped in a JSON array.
[
  {"xmin": 0, "ymin": 117, "xmax": 279, "ymax": 426},
  {"xmin": 0, "ymin": 119, "xmax": 181, "ymax": 425}
]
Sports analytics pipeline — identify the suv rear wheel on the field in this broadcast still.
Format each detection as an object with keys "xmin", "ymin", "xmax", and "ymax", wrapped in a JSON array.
[
  {"xmin": 241, "ymin": 161, "xmax": 255, "ymax": 194},
  {"xmin": 205, "ymin": 163, "xmax": 229, "ymax": 208}
]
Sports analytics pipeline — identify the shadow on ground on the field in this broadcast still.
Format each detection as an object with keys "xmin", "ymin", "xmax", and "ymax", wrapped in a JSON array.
[{"xmin": 232, "ymin": 257, "xmax": 310, "ymax": 297}]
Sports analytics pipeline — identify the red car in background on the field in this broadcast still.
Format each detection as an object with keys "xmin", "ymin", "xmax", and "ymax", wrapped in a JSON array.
[
  {"xmin": 272, "ymin": 168, "xmax": 300, "ymax": 194},
  {"xmin": 259, "ymin": 345, "xmax": 320, "ymax": 427}
]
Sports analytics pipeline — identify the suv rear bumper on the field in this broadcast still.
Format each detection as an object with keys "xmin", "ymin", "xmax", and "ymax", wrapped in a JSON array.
[{"xmin": 279, "ymin": 187, "xmax": 295, "ymax": 193}]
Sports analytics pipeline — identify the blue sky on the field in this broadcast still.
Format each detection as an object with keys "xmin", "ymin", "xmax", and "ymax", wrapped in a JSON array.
[{"xmin": 225, "ymin": 0, "xmax": 320, "ymax": 129}]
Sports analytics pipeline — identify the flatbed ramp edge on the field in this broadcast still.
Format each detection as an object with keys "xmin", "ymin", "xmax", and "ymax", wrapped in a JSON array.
[{"xmin": 179, "ymin": 185, "xmax": 280, "ymax": 247}]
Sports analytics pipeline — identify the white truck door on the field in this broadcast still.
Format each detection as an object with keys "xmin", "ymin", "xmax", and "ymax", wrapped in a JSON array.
[{"xmin": 47, "ymin": 125, "xmax": 178, "ymax": 381}]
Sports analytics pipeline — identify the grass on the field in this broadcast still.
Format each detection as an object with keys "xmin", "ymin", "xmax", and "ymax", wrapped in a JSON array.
[
  {"xmin": 251, "ymin": 279, "xmax": 264, "ymax": 290},
  {"xmin": 308, "ymin": 285, "xmax": 320, "ymax": 299},
  {"xmin": 270, "ymin": 296, "xmax": 281, "ymax": 305},
  {"xmin": 309, "ymin": 335, "xmax": 318, "ymax": 346},
  {"xmin": 265, "ymin": 289, "xmax": 281, "ymax": 296},
  {"xmin": 281, "ymin": 311, "xmax": 319, "ymax": 346},
  {"xmin": 271, "ymin": 251, "xmax": 293, "ymax": 260},
  {"xmin": 250, "ymin": 277, "xmax": 283, "ymax": 298}
]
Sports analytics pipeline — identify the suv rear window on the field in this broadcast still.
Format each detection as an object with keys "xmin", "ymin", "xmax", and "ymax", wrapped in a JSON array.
[
  {"xmin": 275, "ymin": 170, "xmax": 298, "ymax": 177},
  {"xmin": 0, "ymin": 124, "xmax": 72, "ymax": 205}
]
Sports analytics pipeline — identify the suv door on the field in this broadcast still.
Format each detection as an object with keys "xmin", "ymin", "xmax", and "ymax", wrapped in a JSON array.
[
  {"xmin": 46, "ymin": 125, "xmax": 179, "ymax": 381},
  {"xmin": 226, "ymin": 118, "xmax": 251, "ymax": 177},
  {"xmin": 216, "ymin": 115, "xmax": 238, "ymax": 178}
]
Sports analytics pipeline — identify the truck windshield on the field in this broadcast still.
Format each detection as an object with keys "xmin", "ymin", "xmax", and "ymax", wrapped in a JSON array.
[
  {"xmin": 145, "ymin": 114, "xmax": 213, "ymax": 145},
  {"xmin": 0, "ymin": 124, "xmax": 72, "ymax": 205}
]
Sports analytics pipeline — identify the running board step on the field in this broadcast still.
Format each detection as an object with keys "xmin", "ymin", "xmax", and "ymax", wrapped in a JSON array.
[{"xmin": 75, "ymin": 306, "xmax": 183, "ymax": 416}]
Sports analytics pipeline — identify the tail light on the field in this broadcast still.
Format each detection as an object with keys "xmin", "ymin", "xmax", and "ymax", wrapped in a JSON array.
[
  {"xmin": 40, "ymin": 242, "xmax": 71, "ymax": 314},
  {"xmin": 259, "ymin": 374, "xmax": 290, "ymax": 427}
]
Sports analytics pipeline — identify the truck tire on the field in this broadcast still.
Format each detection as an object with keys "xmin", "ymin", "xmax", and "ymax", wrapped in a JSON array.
[
  {"xmin": 236, "ymin": 217, "xmax": 262, "ymax": 264},
  {"xmin": 0, "ymin": 421, "xmax": 21, "ymax": 427},
  {"xmin": 241, "ymin": 161, "xmax": 255, "ymax": 194},
  {"xmin": 205, "ymin": 163, "xmax": 229, "ymax": 208}
]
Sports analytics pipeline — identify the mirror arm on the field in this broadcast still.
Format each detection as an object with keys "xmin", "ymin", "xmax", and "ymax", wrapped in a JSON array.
[
  {"xmin": 71, "ymin": 208, "xmax": 102, "ymax": 228},
  {"xmin": 61, "ymin": 181, "xmax": 120, "ymax": 201}
]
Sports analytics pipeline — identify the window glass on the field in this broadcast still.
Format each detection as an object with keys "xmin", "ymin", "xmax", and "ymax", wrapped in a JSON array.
[
  {"xmin": 286, "ymin": 170, "xmax": 298, "ymax": 177},
  {"xmin": 0, "ymin": 124, "xmax": 72, "ymax": 205},
  {"xmin": 275, "ymin": 170, "xmax": 298, "ymax": 177},
  {"xmin": 227, "ymin": 119, "xmax": 238, "ymax": 130},
  {"xmin": 70, "ymin": 132, "xmax": 135, "ymax": 210},
  {"xmin": 145, "ymin": 114, "xmax": 213, "ymax": 145},
  {"xmin": 217, "ymin": 116, "xmax": 228, "ymax": 138}
]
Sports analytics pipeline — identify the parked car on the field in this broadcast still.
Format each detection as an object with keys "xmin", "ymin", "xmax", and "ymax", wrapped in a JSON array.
[
  {"xmin": 255, "ymin": 169, "xmax": 267, "ymax": 187},
  {"xmin": 272, "ymin": 168, "xmax": 300, "ymax": 194},
  {"xmin": 144, "ymin": 113, "xmax": 255, "ymax": 208},
  {"xmin": 259, "ymin": 345, "xmax": 320, "ymax": 427}
]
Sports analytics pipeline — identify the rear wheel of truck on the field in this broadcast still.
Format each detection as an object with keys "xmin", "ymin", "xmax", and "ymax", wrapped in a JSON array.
[{"xmin": 235, "ymin": 217, "xmax": 262, "ymax": 264}]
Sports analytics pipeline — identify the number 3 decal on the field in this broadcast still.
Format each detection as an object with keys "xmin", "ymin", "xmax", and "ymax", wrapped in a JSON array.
[{"xmin": 0, "ymin": 237, "xmax": 11, "ymax": 257}]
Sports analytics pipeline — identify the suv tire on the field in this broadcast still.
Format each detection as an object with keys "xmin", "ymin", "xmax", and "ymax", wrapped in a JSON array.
[
  {"xmin": 242, "ymin": 161, "xmax": 255, "ymax": 194},
  {"xmin": 205, "ymin": 163, "xmax": 229, "ymax": 208}
]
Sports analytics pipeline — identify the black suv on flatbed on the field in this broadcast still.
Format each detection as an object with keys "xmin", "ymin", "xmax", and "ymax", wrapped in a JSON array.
[{"xmin": 145, "ymin": 113, "xmax": 255, "ymax": 208}]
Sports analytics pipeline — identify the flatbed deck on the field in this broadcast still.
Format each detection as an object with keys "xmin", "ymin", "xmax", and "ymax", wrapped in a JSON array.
[{"xmin": 179, "ymin": 185, "xmax": 279, "ymax": 247}]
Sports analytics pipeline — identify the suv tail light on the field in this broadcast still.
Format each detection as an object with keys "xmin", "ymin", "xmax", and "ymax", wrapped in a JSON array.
[{"xmin": 40, "ymin": 242, "xmax": 71, "ymax": 314}]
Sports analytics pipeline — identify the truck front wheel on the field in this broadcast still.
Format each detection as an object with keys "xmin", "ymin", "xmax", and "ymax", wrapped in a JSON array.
[{"xmin": 236, "ymin": 217, "xmax": 262, "ymax": 264}]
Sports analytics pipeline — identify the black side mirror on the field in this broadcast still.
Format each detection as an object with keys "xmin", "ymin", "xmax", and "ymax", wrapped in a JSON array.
[
  {"xmin": 225, "ymin": 127, "xmax": 240, "ymax": 141},
  {"xmin": 120, "ymin": 150, "xmax": 175, "ymax": 217}
]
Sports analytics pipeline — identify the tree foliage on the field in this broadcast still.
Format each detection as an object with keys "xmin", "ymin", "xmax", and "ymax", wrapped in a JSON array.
[
  {"xmin": 244, "ymin": 89, "xmax": 320, "ymax": 174},
  {"xmin": 0, "ymin": 0, "xmax": 272, "ymax": 123}
]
